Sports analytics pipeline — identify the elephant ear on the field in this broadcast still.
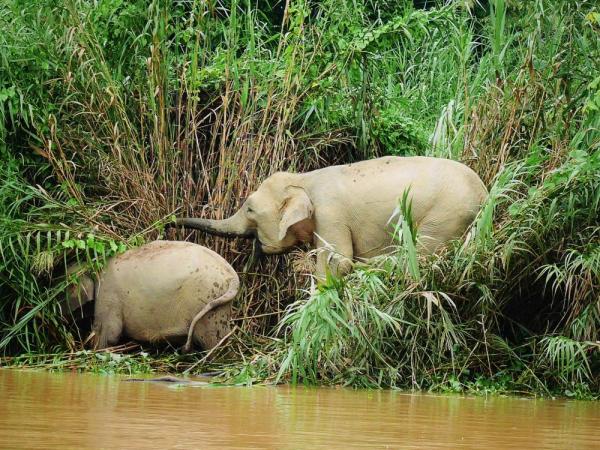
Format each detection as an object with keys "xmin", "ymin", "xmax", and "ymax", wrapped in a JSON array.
[{"xmin": 278, "ymin": 187, "xmax": 315, "ymax": 242}]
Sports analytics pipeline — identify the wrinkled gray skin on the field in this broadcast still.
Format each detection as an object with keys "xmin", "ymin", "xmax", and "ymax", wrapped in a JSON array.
[
  {"xmin": 64, "ymin": 241, "xmax": 239, "ymax": 352},
  {"xmin": 176, "ymin": 156, "xmax": 487, "ymax": 279}
]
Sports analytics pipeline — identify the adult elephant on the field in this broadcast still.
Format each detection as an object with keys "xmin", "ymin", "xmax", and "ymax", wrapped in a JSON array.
[{"xmin": 175, "ymin": 156, "xmax": 487, "ymax": 279}]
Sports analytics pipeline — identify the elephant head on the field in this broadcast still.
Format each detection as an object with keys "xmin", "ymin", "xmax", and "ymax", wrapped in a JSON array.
[
  {"xmin": 177, "ymin": 172, "xmax": 315, "ymax": 254},
  {"xmin": 61, "ymin": 267, "xmax": 95, "ymax": 316}
]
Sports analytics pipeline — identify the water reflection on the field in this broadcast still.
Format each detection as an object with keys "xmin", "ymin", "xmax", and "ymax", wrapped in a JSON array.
[{"xmin": 0, "ymin": 370, "xmax": 598, "ymax": 449}]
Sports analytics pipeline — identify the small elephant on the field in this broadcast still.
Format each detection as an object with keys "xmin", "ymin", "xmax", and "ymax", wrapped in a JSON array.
[
  {"xmin": 174, "ymin": 156, "xmax": 487, "ymax": 279},
  {"xmin": 63, "ymin": 240, "xmax": 239, "ymax": 352}
]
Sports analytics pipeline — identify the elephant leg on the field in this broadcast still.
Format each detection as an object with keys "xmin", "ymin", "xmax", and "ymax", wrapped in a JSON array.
[
  {"xmin": 417, "ymin": 214, "xmax": 469, "ymax": 255},
  {"xmin": 92, "ymin": 297, "xmax": 123, "ymax": 350},
  {"xmin": 314, "ymin": 226, "xmax": 354, "ymax": 280},
  {"xmin": 193, "ymin": 303, "xmax": 232, "ymax": 351}
]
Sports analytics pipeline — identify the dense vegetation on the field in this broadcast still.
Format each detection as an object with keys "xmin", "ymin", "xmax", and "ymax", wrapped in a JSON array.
[{"xmin": 1, "ymin": 0, "xmax": 598, "ymax": 398}]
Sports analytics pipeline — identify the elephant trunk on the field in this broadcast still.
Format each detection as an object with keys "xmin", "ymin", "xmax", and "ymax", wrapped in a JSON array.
[{"xmin": 176, "ymin": 210, "xmax": 253, "ymax": 238}]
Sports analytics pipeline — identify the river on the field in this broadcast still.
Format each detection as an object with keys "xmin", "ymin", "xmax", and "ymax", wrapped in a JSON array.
[{"xmin": 0, "ymin": 370, "xmax": 598, "ymax": 449}]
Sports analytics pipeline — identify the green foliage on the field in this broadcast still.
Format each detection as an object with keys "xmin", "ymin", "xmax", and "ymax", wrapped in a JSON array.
[
  {"xmin": 0, "ymin": 154, "xmax": 135, "ymax": 353},
  {"xmin": 3, "ymin": 348, "xmax": 199, "ymax": 375}
]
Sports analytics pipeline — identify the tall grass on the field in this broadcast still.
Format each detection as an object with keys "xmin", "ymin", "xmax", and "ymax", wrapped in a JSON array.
[{"xmin": 1, "ymin": 0, "xmax": 598, "ymax": 396}]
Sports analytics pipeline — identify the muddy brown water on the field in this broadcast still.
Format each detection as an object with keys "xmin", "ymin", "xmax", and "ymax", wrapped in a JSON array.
[{"xmin": 0, "ymin": 370, "xmax": 598, "ymax": 449}]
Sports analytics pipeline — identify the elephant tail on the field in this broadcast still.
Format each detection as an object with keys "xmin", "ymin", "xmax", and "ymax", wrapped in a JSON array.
[{"xmin": 182, "ymin": 272, "xmax": 240, "ymax": 353}]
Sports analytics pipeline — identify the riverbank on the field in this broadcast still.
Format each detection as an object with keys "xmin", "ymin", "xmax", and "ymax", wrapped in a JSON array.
[{"xmin": 2, "ymin": 347, "xmax": 598, "ymax": 401}]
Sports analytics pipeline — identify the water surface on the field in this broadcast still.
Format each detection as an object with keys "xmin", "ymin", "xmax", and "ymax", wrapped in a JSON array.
[{"xmin": 0, "ymin": 370, "xmax": 598, "ymax": 449}]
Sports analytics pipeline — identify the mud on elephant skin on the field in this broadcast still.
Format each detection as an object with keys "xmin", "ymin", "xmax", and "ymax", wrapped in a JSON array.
[
  {"xmin": 63, "ymin": 240, "xmax": 240, "ymax": 352},
  {"xmin": 174, "ymin": 156, "xmax": 488, "ymax": 279}
]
